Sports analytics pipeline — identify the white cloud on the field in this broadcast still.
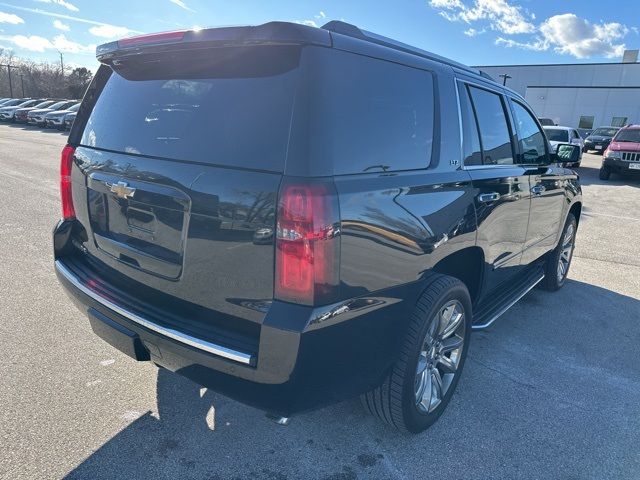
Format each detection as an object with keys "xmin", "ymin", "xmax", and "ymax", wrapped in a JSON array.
[
  {"xmin": 495, "ymin": 36, "xmax": 546, "ymax": 51},
  {"xmin": 429, "ymin": 0, "xmax": 535, "ymax": 34},
  {"xmin": 0, "ymin": 4, "xmax": 141, "ymax": 34},
  {"xmin": 0, "ymin": 11, "xmax": 24, "ymax": 24},
  {"xmin": 51, "ymin": 33, "xmax": 94, "ymax": 53},
  {"xmin": 169, "ymin": 0, "xmax": 195, "ymax": 13},
  {"xmin": 297, "ymin": 20, "xmax": 318, "ymax": 28},
  {"xmin": 53, "ymin": 19, "xmax": 70, "ymax": 31},
  {"xmin": 315, "ymin": 11, "xmax": 326, "ymax": 20},
  {"xmin": 464, "ymin": 27, "xmax": 485, "ymax": 37},
  {"xmin": 430, "ymin": 1, "xmax": 631, "ymax": 59},
  {"xmin": 0, "ymin": 32, "xmax": 94, "ymax": 54},
  {"xmin": 539, "ymin": 14, "xmax": 627, "ymax": 58},
  {"xmin": 88, "ymin": 24, "xmax": 131, "ymax": 39},
  {"xmin": 496, "ymin": 14, "xmax": 628, "ymax": 59},
  {"xmin": 7, "ymin": 34, "xmax": 51, "ymax": 52},
  {"xmin": 35, "ymin": 0, "xmax": 80, "ymax": 12}
]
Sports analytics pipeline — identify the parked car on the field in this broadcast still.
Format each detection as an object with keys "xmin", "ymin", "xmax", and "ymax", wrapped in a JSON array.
[
  {"xmin": 583, "ymin": 127, "xmax": 619, "ymax": 154},
  {"xmin": 538, "ymin": 117, "xmax": 556, "ymax": 126},
  {"xmin": 44, "ymin": 103, "xmax": 80, "ymax": 130},
  {"xmin": 63, "ymin": 111, "xmax": 77, "ymax": 130},
  {"xmin": 27, "ymin": 100, "xmax": 76, "ymax": 127},
  {"xmin": 577, "ymin": 128, "xmax": 593, "ymax": 139},
  {"xmin": 53, "ymin": 21, "xmax": 582, "ymax": 433},
  {"xmin": 0, "ymin": 99, "xmax": 47, "ymax": 122},
  {"xmin": 14, "ymin": 100, "xmax": 57, "ymax": 123},
  {"xmin": 599, "ymin": 124, "xmax": 640, "ymax": 180},
  {"xmin": 543, "ymin": 126, "xmax": 584, "ymax": 166},
  {"xmin": 0, "ymin": 98, "xmax": 30, "ymax": 108}
]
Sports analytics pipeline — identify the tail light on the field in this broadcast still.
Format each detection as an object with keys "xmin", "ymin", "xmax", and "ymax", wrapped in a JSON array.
[
  {"xmin": 60, "ymin": 145, "xmax": 76, "ymax": 220},
  {"xmin": 275, "ymin": 179, "xmax": 340, "ymax": 306},
  {"xmin": 119, "ymin": 30, "xmax": 186, "ymax": 47}
]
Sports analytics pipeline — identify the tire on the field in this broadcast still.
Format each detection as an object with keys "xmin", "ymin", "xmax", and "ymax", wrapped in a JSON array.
[
  {"xmin": 599, "ymin": 166, "xmax": 611, "ymax": 180},
  {"xmin": 541, "ymin": 213, "xmax": 577, "ymax": 291},
  {"xmin": 361, "ymin": 275, "xmax": 472, "ymax": 433}
]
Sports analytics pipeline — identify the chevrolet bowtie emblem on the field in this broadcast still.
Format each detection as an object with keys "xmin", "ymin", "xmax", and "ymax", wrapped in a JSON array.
[{"xmin": 108, "ymin": 181, "xmax": 136, "ymax": 200}]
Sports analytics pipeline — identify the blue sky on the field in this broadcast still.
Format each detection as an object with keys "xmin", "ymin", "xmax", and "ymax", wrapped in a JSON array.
[{"xmin": 0, "ymin": 0, "xmax": 638, "ymax": 72}]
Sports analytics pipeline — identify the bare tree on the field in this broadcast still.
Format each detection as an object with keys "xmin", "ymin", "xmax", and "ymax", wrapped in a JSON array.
[{"xmin": 0, "ymin": 49, "xmax": 93, "ymax": 100}]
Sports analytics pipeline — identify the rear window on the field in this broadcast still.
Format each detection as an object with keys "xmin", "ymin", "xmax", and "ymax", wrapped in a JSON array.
[
  {"xmin": 300, "ymin": 48, "xmax": 434, "ymax": 175},
  {"xmin": 544, "ymin": 128, "xmax": 569, "ymax": 142},
  {"xmin": 80, "ymin": 46, "xmax": 300, "ymax": 171}
]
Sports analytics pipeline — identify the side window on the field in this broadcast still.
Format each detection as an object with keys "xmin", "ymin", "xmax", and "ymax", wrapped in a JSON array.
[
  {"xmin": 308, "ymin": 48, "xmax": 435, "ymax": 174},
  {"xmin": 457, "ymin": 83, "xmax": 482, "ymax": 166},
  {"xmin": 573, "ymin": 130, "xmax": 579, "ymax": 139},
  {"xmin": 511, "ymin": 101, "xmax": 548, "ymax": 165},
  {"xmin": 468, "ymin": 86, "xmax": 513, "ymax": 165}
]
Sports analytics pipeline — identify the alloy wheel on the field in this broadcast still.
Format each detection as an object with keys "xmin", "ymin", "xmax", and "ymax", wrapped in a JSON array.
[
  {"xmin": 557, "ymin": 223, "xmax": 575, "ymax": 282},
  {"xmin": 414, "ymin": 300, "xmax": 465, "ymax": 414}
]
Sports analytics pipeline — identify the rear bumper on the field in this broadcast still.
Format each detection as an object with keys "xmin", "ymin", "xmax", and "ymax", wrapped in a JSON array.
[
  {"xmin": 603, "ymin": 157, "xmax": 640, "ymax": 174},
  {"xmin": 54, "ymin": 221, "xmax": 412, "ymax": 415}
]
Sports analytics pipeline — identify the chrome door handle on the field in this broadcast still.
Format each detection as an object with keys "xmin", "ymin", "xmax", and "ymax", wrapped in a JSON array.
[
  {"xmin": 478, "ymin": 192, "xmax": 500, "ymax": 203},
  {"xmin": 531, "ymin": 185, "xmax": 546, "ymax": 195}
]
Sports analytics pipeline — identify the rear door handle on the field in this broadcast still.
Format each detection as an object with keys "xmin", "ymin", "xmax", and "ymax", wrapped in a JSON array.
[
  {"xmin": 531, "ymin": 185, "xmax": 546, "ymax": 195},
  {"xmin": 478, "ymin": 192, "xmax": 500, "ymax": 203}
]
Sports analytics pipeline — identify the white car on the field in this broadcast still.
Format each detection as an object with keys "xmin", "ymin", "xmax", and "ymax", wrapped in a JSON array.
[{"xmin": 543, "ymin": 126, "xmax": 584, "ymax": 166}]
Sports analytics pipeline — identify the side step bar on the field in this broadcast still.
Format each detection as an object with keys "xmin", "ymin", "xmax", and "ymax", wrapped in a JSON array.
[{"xmin": 472, "ymin": 268, "xmax": 545, "ymax": 330}]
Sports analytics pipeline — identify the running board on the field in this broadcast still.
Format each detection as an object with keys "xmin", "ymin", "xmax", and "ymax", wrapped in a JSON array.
[{"xmin": 472, "ymin": 268, "xmax": 545, "ymax": 330}]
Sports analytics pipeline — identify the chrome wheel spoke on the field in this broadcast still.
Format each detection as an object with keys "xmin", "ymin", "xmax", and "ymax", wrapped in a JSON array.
[
  {"xmin": 440, "ymin": 306, "xmax": 463, "ymax": 339},
  {"xmin": 437, "ymin": 355, "xmax": 457, "ymax": 374},
  {"xmin": 416, "ymin": 352, "xmax": 428, "ymax": 376},
  {"xmin": 429, "ymin": 368, "xmax": 443, "ymax": 410},
  {"xmin": 440, "ymin": 336, "xmax": 463, "ymax": 353}
]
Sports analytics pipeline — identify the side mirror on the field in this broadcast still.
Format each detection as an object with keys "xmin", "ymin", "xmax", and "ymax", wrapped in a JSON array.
[{"xmin": 551, "ymin": 144, "xmax": 580, "ymax": 166}]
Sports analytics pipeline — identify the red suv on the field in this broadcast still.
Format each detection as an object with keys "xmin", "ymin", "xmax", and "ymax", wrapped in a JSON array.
[{"xmin": 600, "ymin": 125, "xmax": 640, "ymax": 180}]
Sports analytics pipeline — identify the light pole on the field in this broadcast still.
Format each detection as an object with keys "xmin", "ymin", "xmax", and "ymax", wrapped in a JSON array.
[
  {"xmin": 0, "ymin": 63, "xmax": 14, "ymax": 97},
  {"xmin": 18, "ymin": 73, "xmax": 25, "ymax": 97},
  {"xmin": 57, "ymin": 49, "xmax": 64, "ymax": 76},
  {"xmin": 499, "ymin": 73, "xmax": 512, "ymax": 86}
]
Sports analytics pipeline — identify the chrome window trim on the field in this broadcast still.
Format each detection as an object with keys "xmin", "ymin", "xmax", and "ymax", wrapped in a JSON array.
[
  {"xmin": 55, "ymin": 260, "xmax": 254, "ymax": 365},
  {"xmin": 455, "ymin": 77, "xmax": 517, "ymax": 172}
]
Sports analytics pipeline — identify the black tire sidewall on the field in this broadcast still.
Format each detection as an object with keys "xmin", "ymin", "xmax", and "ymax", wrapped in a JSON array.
[{"xmin": 401, "ymin": 281, "xmax": 472, "ymax": 432}]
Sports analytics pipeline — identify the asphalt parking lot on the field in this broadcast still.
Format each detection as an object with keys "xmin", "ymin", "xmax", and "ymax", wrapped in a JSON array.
[{"xmin": 1, "ymin": 123, "xmax": 639, "ymax": 480}]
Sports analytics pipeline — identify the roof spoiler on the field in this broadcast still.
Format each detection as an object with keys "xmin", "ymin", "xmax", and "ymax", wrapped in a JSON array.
[{"xmin": 96, "ymin": 21, "xmax": 331, "ymax": 63}]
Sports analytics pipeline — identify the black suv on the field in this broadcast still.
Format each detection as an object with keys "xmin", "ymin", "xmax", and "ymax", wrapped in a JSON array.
[
  {"xmin": 583, "ymin": 126, "xmax": 619, "ymax": 154},
  {"xmin": 54, "ymin": 21, "xmax": 582, "ymax": 433}
]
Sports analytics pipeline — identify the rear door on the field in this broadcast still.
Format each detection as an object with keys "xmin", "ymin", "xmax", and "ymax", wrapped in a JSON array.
[
  {"xmin": 69, "ymin": 45, "xmax": 301, "ymax": 330},
  {"xmin": 508, "ymin": 99, "xmax": 568, "ymax": 264},
  {"xmin": 458, "ymin": 81, "xmax": 531, "ymax": 293}
]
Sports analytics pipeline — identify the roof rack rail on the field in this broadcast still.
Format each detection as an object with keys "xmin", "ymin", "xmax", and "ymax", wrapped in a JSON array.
[{"xmin": 321, "ymin": 20, "xmax": 485, "ymax": 78}]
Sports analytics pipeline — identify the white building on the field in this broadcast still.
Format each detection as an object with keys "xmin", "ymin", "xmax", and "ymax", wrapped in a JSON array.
[{"xmin": 475, "ymin": 50, "xmax": 640, "ymax": 130}]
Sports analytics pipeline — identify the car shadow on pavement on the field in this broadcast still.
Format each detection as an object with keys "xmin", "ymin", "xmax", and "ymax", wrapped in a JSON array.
[
  {"xmin": 4, "ymin": 122, "xmax": 68, "ymax": 136},
  {"xmin": 64, "ymin": 279, "xmax": 640, "ymax": 480}
]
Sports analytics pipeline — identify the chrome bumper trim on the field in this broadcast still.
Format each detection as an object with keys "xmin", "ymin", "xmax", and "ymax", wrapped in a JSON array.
[{"xmin": 55, "ymin": 260, "xmax": 254, "ymax": 365}]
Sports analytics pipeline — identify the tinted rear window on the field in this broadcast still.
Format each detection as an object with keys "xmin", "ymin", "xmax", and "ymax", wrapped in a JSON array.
[
  {"xmin": 544, "ymin": 128, "xmax": 569, "ymax": 142},
  {"xmin": 80, "ymin": 46, "xmax": 300, "ymax": 171},
  {"xmin": 300, "ymin": 48, "xmax": 434, "ymax": 175}
]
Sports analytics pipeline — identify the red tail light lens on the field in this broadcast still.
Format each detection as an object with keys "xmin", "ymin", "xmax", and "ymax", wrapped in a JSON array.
[
  {"xmin": 60, "ymin": 145, "xmax": 76, "ymax": 220},
  {"xmin": 275, "ymin": 180, "xmax": 340, "ymax": 306}
]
